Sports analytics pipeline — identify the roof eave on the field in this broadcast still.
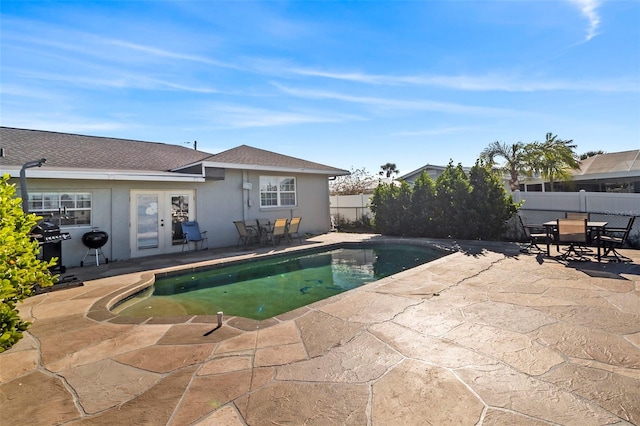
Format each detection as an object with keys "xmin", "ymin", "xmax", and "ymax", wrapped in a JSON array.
[
  {"xmin": 1, "ymin": 167, "xmax": 205, "ymax": 182},
  {"xmin": 193, "ymin": 161, "xmax": 350, "ymax": 176}
]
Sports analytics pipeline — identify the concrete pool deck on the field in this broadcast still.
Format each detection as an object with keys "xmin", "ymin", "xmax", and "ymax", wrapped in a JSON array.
[{"xmin": 1, "ymin": 233, "xmax": 639, "ymax": 425}]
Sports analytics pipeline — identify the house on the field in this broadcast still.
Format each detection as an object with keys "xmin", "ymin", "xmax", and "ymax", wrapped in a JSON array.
[
  {"xmin": 399, "ymin": 164, "xmax": 471, "ymax": 186},
  {"xmin": 0, "ymin": 127, "xmax": 349, "ymax": 266},
  {"xmin": 400, "ymin": 150, "xmax": 640, "ymax": 193},
  {"xmin": 523, "ymin": 149, "xmax": 640, "ymax": 193}
]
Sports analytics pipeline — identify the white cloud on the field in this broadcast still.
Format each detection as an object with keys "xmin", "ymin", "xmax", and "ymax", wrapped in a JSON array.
[
  {"xmin": 273, "ymin": 83, "xmax": 526, "ymax": 116},
  {"xmin": 286, "ymin": 67, "xmax": 636, "ymax": 92},
  {"xmin": 569, "ymin": 0, "xmax": 601, "ymax": 41},
  {"xmin": 202, "ymin": 104, "xmax": 362, "ymax": 129},
  {"xmin": 393, "ymin": 126, "xmax": 488, "ymax": 137}
]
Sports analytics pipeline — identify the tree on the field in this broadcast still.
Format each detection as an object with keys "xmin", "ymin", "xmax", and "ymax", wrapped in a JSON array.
[
  {"xmin": 432, "ymin": 161, "xmax": 471, "ymax": 238},
  {"xmin": 370, "ymin": 181, "xmax": 410, "ymax": 236},
  {"xmin": 480, "ymin": 133, "xmax": 580, "ymax": 192},
  {"xmin": 329, "ymin": 167, "xmax": 376, "ymax": 195},
  {"xmin": 580, "ymin": 150, "xmax": 605, "ymax": 160},
  {"xmin": 527, "ymin": 133, "xmax": 580, "ymax": 191},
  {"xmin": 467, "ymin": 162, "xmax": 520, "ymax": 240},
  {"xmin": 409, "ymin": 171, "xmax": 436, "ymax": 237},
  {"xmin": 479, "ymin": 141, "xmax": 529, "ymax": 191},
  {"xmin": 1, "ymin": 174, "xmax": 55, "ymax": 352},
  {"xmin": 369, "ymin": 162, "xmax": 519, "ymax": 240},
  {"xmin": 379, "ymin": 163, "xmax": 399, "ymax": 179}
]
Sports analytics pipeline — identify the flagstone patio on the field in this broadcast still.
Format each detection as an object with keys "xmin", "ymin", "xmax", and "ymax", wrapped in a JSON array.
[{"xmin": 1, "ymin": 233, "xmax": 639, "ymax": 425}]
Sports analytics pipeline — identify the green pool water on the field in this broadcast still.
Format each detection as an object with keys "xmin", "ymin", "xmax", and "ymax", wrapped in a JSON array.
[{"xmin": 112, "ymin": 243, "xmax": 445, "ymax": 320}]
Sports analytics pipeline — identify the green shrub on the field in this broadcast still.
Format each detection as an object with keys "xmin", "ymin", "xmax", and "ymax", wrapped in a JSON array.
[
  {"xmin": 0, "ymin": 174, "xmax": 55, "ymax": 352},
  {"xmin": 370, "ymin": 161, "xmax": 519, "ymax": 241}
]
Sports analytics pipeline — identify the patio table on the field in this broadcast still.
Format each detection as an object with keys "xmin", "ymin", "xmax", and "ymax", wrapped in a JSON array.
[{"xmin": 543, "ymin": 220, "xmax": 607, "ymax": 261}]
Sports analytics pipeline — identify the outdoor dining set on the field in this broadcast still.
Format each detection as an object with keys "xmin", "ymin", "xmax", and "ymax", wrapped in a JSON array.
[
  {"xmin": 233, "ymin": 217, "xmax": 303, "ymax": 248},
  {"xmin": 520, "ymin": 212, "xmax": 636, "ymax": 263}
]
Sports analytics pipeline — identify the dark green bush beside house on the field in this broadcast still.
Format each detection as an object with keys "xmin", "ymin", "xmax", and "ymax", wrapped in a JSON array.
[{"xmin": 370, "ymin": 161, "xmax": 519, "ymax": 241}]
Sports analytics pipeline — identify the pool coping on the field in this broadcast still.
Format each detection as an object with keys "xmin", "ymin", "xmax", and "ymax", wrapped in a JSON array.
[{"xmin": 86, "ymin": 237, "xmax": 459, "ymax": 330}]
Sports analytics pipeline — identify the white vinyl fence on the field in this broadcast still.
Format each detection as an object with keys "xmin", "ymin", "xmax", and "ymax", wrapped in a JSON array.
[
  {"xmin": 329, "ymin": 194, "xmax": 372, "ymax": 223},
  {"xmin": 331, "ymin": 190, "xmax": 640, "ymax": 243}
]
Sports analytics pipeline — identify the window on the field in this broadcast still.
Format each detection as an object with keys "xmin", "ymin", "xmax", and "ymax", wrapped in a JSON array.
[
  {"xmin": 27, "ymin": 192, "xmax": 92, "ymax": 227},
  {"xmin": 260, "ymin": 176, "xmax": 296, "ymax": 207}
]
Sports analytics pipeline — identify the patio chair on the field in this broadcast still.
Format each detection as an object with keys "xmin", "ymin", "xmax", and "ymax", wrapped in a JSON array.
[
  {"xmin": 286, "ymin": 217, "xmax": 302, "ymax": 243},
  {"xmin": 565, "ymin": 212, "xmax": 590, "ymax": 220},
  {"xmin": 181, "ymin": 221, "xmax": 208, "ymax": 252},
  {"xmin": 556, "ymin": 218, "xmax": 589, "ymax": 261},
  {"xmin": 595, "ymin": 216, "xmax": 636, "ymax": 262},
  {"xmin": 234, "ymin": 221, "xmax": 259, "ymax": 247},
  {"xmin": 518, "ymin": 215, "xmax": 547, "ymax": 253},
  {"xmin": 564, "ymin": 212, "xmax": 593, "ymax": 251},
  {"xmin": 263, "ymin": 218, "xmax": 288, "ymax": 246},
  {"xmin": 256, "ymin": 218, "xmax": 271, "ymax": 244}
]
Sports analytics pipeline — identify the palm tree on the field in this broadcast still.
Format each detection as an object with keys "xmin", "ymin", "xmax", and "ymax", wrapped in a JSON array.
[
  {"xmin": 379, "ymin": 163, "xmax": 399, "ymax": 178},
  {"xmin": 528, "ymin": 133, "xmax": 580, "ymax": 191},
  {"xmin": 479, "ymin": 141, "xmax": 529, "ymax": 191},
  {"xmin": 580, "ymin": 150, "xmax": 605, "ymax": 160}
]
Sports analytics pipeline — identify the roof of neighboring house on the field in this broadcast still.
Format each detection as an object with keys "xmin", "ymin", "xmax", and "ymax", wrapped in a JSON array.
[
  {"xmin": 574, "ymin": 149, "xmax": 640, "ymax": 177},
  {"xmin": 400, "ymin": 163, "xmax": 471, "ymax": 182},
  {"xmin": 0, "ymin": 127, "xmax": 348, "ymax": 176}
]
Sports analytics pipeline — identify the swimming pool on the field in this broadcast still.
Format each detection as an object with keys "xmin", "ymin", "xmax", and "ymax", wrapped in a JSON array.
[{"xmin": 112, "ymin": 243, "xmax": 446, "ymax": 320}]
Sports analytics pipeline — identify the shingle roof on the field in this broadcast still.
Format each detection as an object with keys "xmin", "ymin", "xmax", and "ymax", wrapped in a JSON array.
[
  {"xmin": 0, "ymin": 127, "xmax": 348, "ymax": 175},
  {"xmin": 0, "ymin": 127, "xmax": 212, "ymax": 171},
  {"xmin": 206, "ymin": 144, "xmax": 348, "ymax": 173}
]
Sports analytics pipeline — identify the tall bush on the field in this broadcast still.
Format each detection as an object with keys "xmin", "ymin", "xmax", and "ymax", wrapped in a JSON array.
[
  {"xmin": 370, "ymin": 181, "xmax": 412, "ymax": 236},
  {"xmin": 432, "ymin": 162, "xmax": 471, "ymax": 238},
  {"xmin": 467, "ymin": 162, "xmax": 520, "ymax": 240},
  {"xmin": 410, "ymin": 171, "xmax": 436, "ymax": 237},
  {"xmin": 0, "ymin": 174, "xmax": 55, "ymax": 352},
  {"xmin": 370, "ymin": 161, "xmax": 519, "ymax": 241}
]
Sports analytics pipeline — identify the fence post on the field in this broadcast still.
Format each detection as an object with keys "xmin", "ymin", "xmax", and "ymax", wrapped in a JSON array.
[
  {"xmin": 513, "ymin": 190, "xmax": 522, "ymax": 204},
  {"xmin": 579, "ymin": 190, "xmax": 587, "ymax": 212}
]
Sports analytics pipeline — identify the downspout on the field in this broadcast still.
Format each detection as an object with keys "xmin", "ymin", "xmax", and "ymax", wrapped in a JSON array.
[{"xmin": 20, "ymin": 158, "xmax": 46, "ymax": 213}]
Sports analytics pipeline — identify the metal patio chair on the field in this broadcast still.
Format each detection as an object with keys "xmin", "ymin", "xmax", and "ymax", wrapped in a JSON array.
[
  {"xmin": 234, "ymin": 221, "xmax": 259, "ymax": 247},
  {"xmin": 181, "ymin": 221, "xmax": 208, "ymax": 252},
  {"xmin": 263, "ymin": 218, "xmax": 288, "ymax": 246},
  {"xmin": 518, "ymin": 215, "xmax": 547, "ymax": 253},
  {"xmin": 595, "ymin": 216, "xmax": 636, "ymax": 262},
  {"xmin": 556, "ymin": 218, "xmax": 589, "ymax": 261},
  {"xmin": 286, "ymin": 217, "xmax": 302, "ymax": 244}
]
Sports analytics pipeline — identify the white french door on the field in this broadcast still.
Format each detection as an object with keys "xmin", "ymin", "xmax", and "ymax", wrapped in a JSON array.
[{"xmin": 130, "ymin": 190, "xmax": 194, "ymax": 257}]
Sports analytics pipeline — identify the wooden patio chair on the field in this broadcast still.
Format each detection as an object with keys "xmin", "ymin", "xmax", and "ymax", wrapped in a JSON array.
[
  {"xmin": 181, "ymin": 221, "xmax": 208, "ymax": 252},
  {"xmin": 556, "ymin": 218, "xmax": 589, "ymax": 261}
]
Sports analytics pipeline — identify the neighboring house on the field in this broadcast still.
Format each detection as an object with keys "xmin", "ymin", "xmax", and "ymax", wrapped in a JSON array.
[
  {"xmin": 400, "ymin": 150, "xmax": 640, "ymax": 193},
  {"xmin": 399, "ymin": 164, "xmax": 471, "ymax": 186},
  {"xmin": 521, "ymin": 149, "xmax": 640, "ymax": 193},
  {"xmin": 0, "ymin": 127, "xmax": 349, "ymax": 266}
]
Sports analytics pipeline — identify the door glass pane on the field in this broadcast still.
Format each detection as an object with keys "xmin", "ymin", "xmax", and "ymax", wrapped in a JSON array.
[
  {"xmin": 171, "ymin": 195, "xmax": 190, "ymax": 245},
  {"xmin": 137, "ymin": 194, "xmax": 159, "ymax": 249}
]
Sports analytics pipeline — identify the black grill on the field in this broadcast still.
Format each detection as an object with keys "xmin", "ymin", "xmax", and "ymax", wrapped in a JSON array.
[{"xmin": 31, "ymin": 220, "xmax": 71, "ymax": 273}]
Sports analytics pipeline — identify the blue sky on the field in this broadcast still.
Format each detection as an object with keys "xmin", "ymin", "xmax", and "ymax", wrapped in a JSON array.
[{"xmin": 1, "ymin": 1, "xmax": 638, "ymax": 176}]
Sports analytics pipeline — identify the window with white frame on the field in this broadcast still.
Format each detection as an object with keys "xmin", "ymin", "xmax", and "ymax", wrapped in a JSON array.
[
  {"xmin": 260, "ymin": 176, "xmax": 296, "ymax": 207},
  {"xmin": 27, "ymin": 192, "xmax": 92, "ymax": 227}
]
